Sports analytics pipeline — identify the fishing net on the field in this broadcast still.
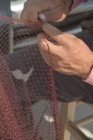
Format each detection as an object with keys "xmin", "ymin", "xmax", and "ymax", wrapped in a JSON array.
[{"xmin": 0, "ymin": 16, "xmax": 64, "ymax": 140}]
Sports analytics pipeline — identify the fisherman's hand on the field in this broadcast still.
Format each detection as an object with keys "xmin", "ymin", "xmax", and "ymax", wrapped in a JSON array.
[
  {"xmin": 37, "ymin": 23, "xmax": 93, "ymax": 79},
  {"xmin": 21, "ymin": 0, "xmax": 72, "ymax": 22}
]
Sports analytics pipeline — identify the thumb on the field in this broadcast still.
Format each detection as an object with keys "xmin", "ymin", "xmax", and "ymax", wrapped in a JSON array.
[{"xmin": 39, "ymin": 6, "xmax": 66, "ymax": 22}]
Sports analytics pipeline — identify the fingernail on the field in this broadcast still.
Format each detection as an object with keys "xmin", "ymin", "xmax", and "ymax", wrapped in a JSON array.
[{"xmin": 39, "ymin": 14, "xmax": 46, "ymax": 21}]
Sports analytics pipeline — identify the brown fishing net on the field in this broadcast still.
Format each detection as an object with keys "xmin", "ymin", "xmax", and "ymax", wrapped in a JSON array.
[{"xmin": 0, "ymin": 16, "xmax": 63, "ymax": 140}]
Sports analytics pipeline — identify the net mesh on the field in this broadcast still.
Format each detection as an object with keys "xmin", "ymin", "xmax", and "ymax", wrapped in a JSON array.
[{"xmin": 0, "ymin": 16, "xmax": 63, "ymax": 140}]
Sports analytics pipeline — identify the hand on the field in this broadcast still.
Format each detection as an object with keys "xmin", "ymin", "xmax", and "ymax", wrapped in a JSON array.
[
  {"xmin": 37, "ymin": 23, "xmax": 93, "ymax": 79},
  {"xmin": 21, "ymin": 0, "xmax": 72, "ymax": 22}
]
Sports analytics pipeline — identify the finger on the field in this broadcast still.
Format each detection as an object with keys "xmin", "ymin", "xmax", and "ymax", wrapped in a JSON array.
[
  {"xmin": 20, "ymin": 8, "xmax": 29, "ymax": 21},
  {"xmin": 39, "ymin": 47, "xmax": 51, "ymax": 66},
  {"xmin": 21, "ymin": 0, "xmax": 39, "ymax": 22},
  {"xmin": 37, "ymin": 33, "xmax": 49, "ymax": 51},
  {"xmin": 21, "ymin": 9, "xmax": 39, "ymax": 22},
  {"xmin": 28, "ymin": 11, "xmax": 39, "ymax": 22},
  {"xmin": 39, "ymin": 6, "xmax": 65, "ymax": 22},
  {"xmin": 37, "ymin": 33, "xmax": 60, "ymax": 54},
  {"xmin": 42, "ymin": 23, "xmax": 69, "ymax": 45},
  {"xmin": 37, "ymin": 33, "xmax": 51, "ymax": 66},
  {"xmin": 42, "ymin": 23, "xmax": 78, "ymax": 46},
  {"xmin": 20, "ymin": 0, "xmax": 31, "ymax": 20},
  {"xmin": 38, "ymin": 39, "xmax": 60, "ymax": 69}
]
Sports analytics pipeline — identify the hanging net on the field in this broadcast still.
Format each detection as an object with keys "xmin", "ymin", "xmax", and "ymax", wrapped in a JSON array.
[{"xmin": 0, "ymin": 16, "xmax": 64, "ymax": 140}]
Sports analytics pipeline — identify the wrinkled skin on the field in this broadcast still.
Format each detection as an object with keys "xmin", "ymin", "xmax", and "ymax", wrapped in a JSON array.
[{"xmin": 37, "ymin": 23, "xmax": 93, "ymax": 79}]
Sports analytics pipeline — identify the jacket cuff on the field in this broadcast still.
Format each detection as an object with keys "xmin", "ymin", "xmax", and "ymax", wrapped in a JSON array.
[{"xmin": 84, "ymin": 68, "xmax": 93, "ymax": 86}]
